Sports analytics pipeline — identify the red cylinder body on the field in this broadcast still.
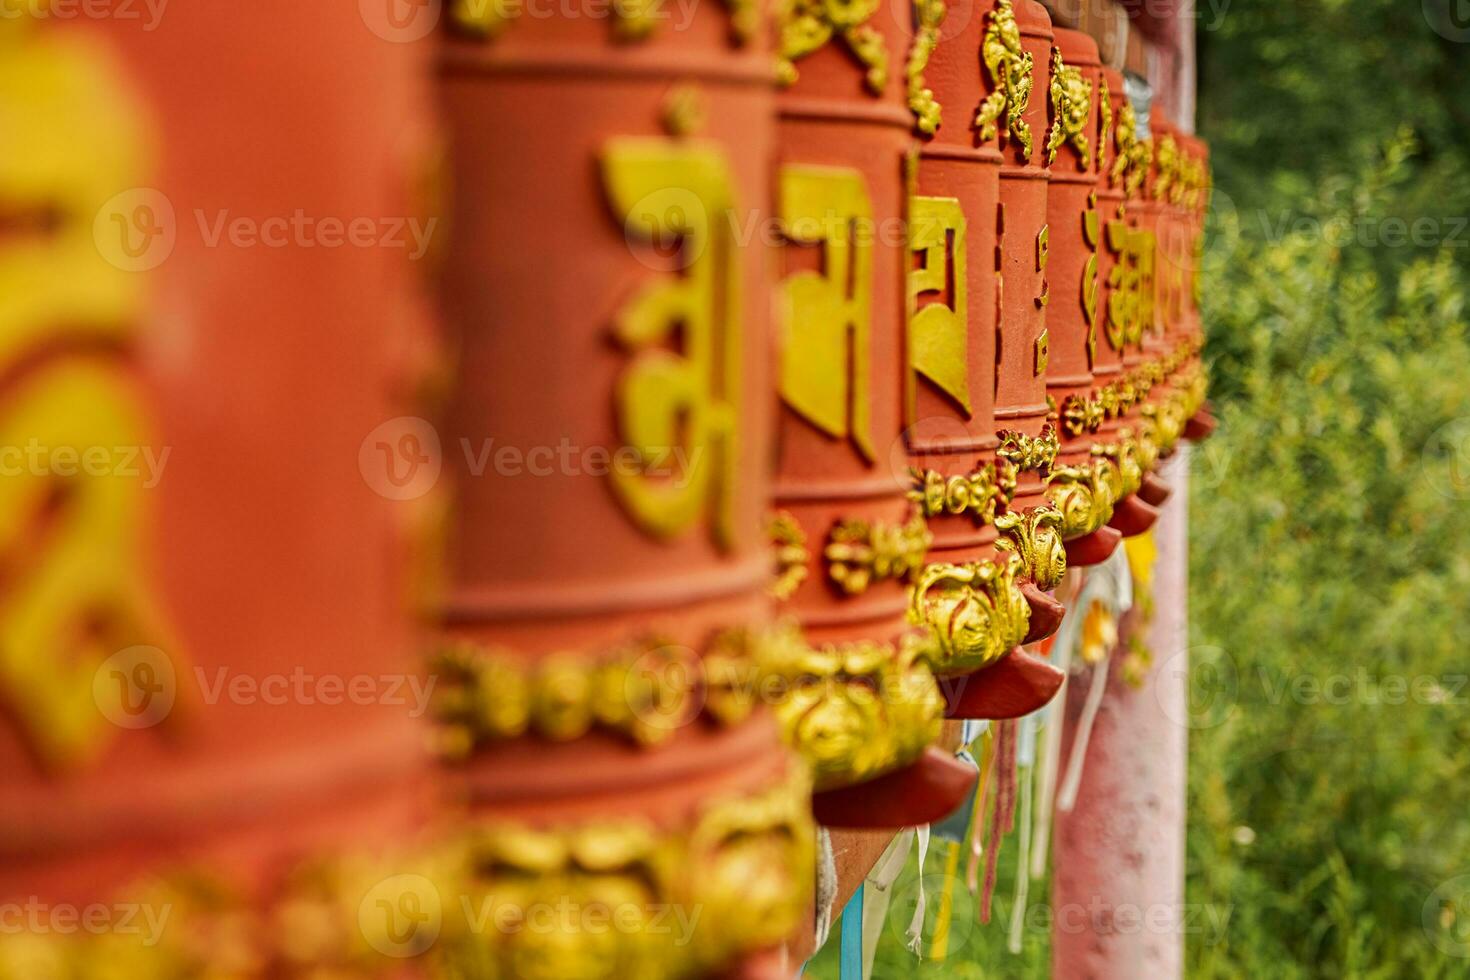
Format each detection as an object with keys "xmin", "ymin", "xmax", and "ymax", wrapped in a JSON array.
[
  {"xmin": 772, "ymin": 0, "xmax": 918, "ymax": 646},
  {"xmin": 0, "ymin": 0, "xmax": 432, "ymax": 923},
  {"xmin": 992, "ymin": 0, "xmax": 1054, "ymax": 518},
  {"xmin": 906, "ymin": 0, "xmax": 1004, "ymax": 570},
  {"xmin": 1044, "ymin": 28, "xmax": 1103, "ymax": 467}
]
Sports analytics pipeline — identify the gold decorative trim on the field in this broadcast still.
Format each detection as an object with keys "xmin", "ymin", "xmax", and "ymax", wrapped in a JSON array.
[
  {"xmin": 429, "ymin": 631, "xmax": 762, "ymax": 755},
  {"xmin": 996, "ymin": 423, "xmax": 1059, "ymax": 474},
  {"xmin": 907, "ymin": 461, "xmax": 1016, "ymax": 525},
  {"xmin": 906, "ymin": 0, "xmax": 945, "ymax": 134},
  {"xmin": 438, "ymin": 770, "xmax": 815, "ymax": 978},
  {"xmin": 1109, "ymin": 100, "xmax": 1151, "ymax": 197},
  {"xmin": 450, "ymin": 0, "xmax": 758, "ymax": 43},
  {"xmin": 974, "ymin": 0, "xmax": 1034, "ymax": 157},
  {"xmin": 768, "ymin": 510, "xmax": 811, "ymax": 601},
  {"xmin": 1045, "ymin": 46, "xmax": 1093, "ymax": 168},
  {"xmin": 994, "ymin": 506, "xmax": 1067, "ymax": 591},
  {"xmin": 758, "ymin": 623, "xmax": 943, "ymax": 791},
  {"xmin": 1097, "ymin": 75, "xmax": 1114, "ymax": 175},
  {"xmin": 825, "ymin": 514, "xmax": 932, "ymax": 595},
  {"xmin": 908, "ymin": 553, "xmax": 1030, "ymax": 675},
  {"xmin": 777, "ymin": 0, "xmax": 888, "ymax": 94},
  {"xmin": 1045, "ymin": 457, "xmax": 1116, "ymax": 540},
  {"xmin": 1092, "ymin": 431, "xmax": 1143, "ymax": 501},
  {"xmin": 0, "ymin": 769, "xmax": 815, "ymax": 978},
  {"xmin": 1061, "ymin": 391, "xmax": 1106, "ymax": 437},
  {"xmin": 1153, "ymin": 133, "xmax": 1181, "ymax": 203}
]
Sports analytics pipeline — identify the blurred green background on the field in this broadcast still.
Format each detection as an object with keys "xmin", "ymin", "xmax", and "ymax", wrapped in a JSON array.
[{"xmin": 808, "ymin": 1, "xmax": 1470, "ymax": 975}]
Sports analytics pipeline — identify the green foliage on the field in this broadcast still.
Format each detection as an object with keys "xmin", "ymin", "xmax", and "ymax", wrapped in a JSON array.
[
  {"xmin": 1187, "ymin": 130, "xmax": 1470, "ymax": 978},
  {"xmin": 1189, "ymin": 1, "xmax": 1470, "ymax": 974}
]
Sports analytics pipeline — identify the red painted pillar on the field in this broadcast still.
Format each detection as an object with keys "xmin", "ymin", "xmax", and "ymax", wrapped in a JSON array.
[{"xmin": 1051, "ymin": 447, "xmax": 1189, "ymax": 978}]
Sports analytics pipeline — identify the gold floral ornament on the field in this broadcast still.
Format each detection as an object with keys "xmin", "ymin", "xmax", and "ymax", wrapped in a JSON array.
[
  {"xmin": 429, "ymin": 632, "xmax": 762, "ymax": 755},
  {"xmin": 996, "ymin": 422, "xmax": 1059, "ymax": 473},
  {"xmin": 1045, "ymin": 46, "xmax": 1093, "ymax": 168},
  {"xmin": 1061, "ymin": 391, "xmax": 1106, "ymax": 437},
  {"xmin": 908, "ymin": 553, "xmax": 1031, "ymax": 675},
  {"xmin": 907, "ymin": 460, "xmax": 1016, "ymax": 524},
  {"xmin": 1093, "ymin": 432, "xmax": 1143, "ymax": 500},
  {"xmin": 0, "ymin": 849, "xmax": 463, "ymax": 979},
  {"xmin": 777, "ymin": 0, "xmax": 889, "ymax": 94},
  {"xmin": 994, "ymin": 506, "xmax": 1067, "ymax": 590},
  {"xmin": 906, "ymin": 0, "xmax": 946, "ymax": 134},
  {"xmin": 1110, "ymin": 100, "xmax": 1152, "ymax": 197},
  {"xmin": 757, "ymin": 623, "xmax": 944, "ymax": 791},
  {"xmin": 434, "ymin": 772, "xmax": 815, "ymax": 980},
  {"xmin": 768, "ymin": 510, "xmax": 811, "ymax": 601},
  {"xmin": 973, "ymin": 0, "xmax": 1034, "ymax": 158},
  {"xmin": 1153, "ymin": 133, "xmax": 1181, "ymax": 203},
  {"xmin": 1046, "ymin": 457, "xmax": 1115, "ymax": 540},
  {"xmin": 1097, "ymin": 75, "xmax": 1114, "ymax": 174},
  {"xmin": 825, "ymin": 514, "xmax": 932, "ymax": 594},
  {"xmin": 451, "ymin": 0, "xmax": 759, "ymax": 43}
]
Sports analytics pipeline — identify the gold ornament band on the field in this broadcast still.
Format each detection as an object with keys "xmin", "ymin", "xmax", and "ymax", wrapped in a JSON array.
[{"xmin": 756, "ymin": 623, "xmax": 944, "ymax": 792}]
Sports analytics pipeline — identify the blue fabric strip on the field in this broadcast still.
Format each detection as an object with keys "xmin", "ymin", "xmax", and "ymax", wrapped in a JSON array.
[{"xmin": 839, "ymin": 883, "xmax": 864, "ymax": 980}]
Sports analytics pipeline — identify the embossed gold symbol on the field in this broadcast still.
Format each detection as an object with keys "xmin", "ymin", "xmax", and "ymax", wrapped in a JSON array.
[
  {"xmin": 0, "ymin": 25, "xmax": 182, "ymax": 770},
  {"xmin": 909, "ymin": 195, "xmax": 970, "ymax": 416},
  {"xmin": 778, "ymin": 165, "xmax": 875, "ymax": 461},
  {"xmin": 603, "ymin": 139, "xmax": 742, "ymax": 548}
]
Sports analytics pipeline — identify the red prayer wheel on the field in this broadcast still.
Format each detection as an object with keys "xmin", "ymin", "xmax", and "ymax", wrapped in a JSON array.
[
  {"xmin": 0, "ymin": 5, "xmax": 437, "ymax": 970},
  {"xmin": 1039, "ymin": 27, "xmax": 1130, "ymax": 561},
  {"xmin": 431, "ymin": 0, "xmax": 813, "ymax": 970},
  {"xmin": 992, "ymin": 0, "xmax": 1055, "ymax": 519},
  {"xmin": 1090, "ymin": 65, "xmax": 1157, "ymax": 532},
  {"xmin": 769, "ymin": 0, "xmax": 973, "ymax": 824},
  {"xmin": 901, "ymin": 0, "xmax": 1066, "ymax": 723}
]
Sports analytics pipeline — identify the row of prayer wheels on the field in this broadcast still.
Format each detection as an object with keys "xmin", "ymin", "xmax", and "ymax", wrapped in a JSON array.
[
  {"xmin": 436, "ymin": 0, "xmax": 1211, "ymax": 971},
  {"xmin": 0, "ymin": 0, "xmax": 1211, "ymax": 977}
]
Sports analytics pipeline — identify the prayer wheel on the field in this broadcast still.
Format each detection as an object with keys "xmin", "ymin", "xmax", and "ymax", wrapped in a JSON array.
[
  {"xmin": 0, "ymin": 5, "xmax": 437, "ymax": 973},
  {"xmin": 431, "ymin": 0, "xmax": 813, "ymax": 971},
  {"xmin": 901, "ymin": 0, "xmax": 1066, "ymax": 724},
  {"xmin": 1039, "ymin": 27, "xmax": 1128, "ymax": 562},
  {"xmin": 769, "ymin": 0, "xmax": 975, "ymax": 825}
]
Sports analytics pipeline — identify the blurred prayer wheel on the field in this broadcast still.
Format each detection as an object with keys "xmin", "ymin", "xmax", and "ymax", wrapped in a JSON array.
[
  {"xmin": 1089, "ymin": 65, "xmax": 1157, "ymax": 536},
  {"xmin": 0, "ymin": 5, "xmax": 437, "ymax": 972},
  {"xmin": 770, "ymin": 0, "xmax": 974, "ymax": 823},
  {"xmin": 433, "ymin": 1, "xmax": 813, "ymax": 970}
]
